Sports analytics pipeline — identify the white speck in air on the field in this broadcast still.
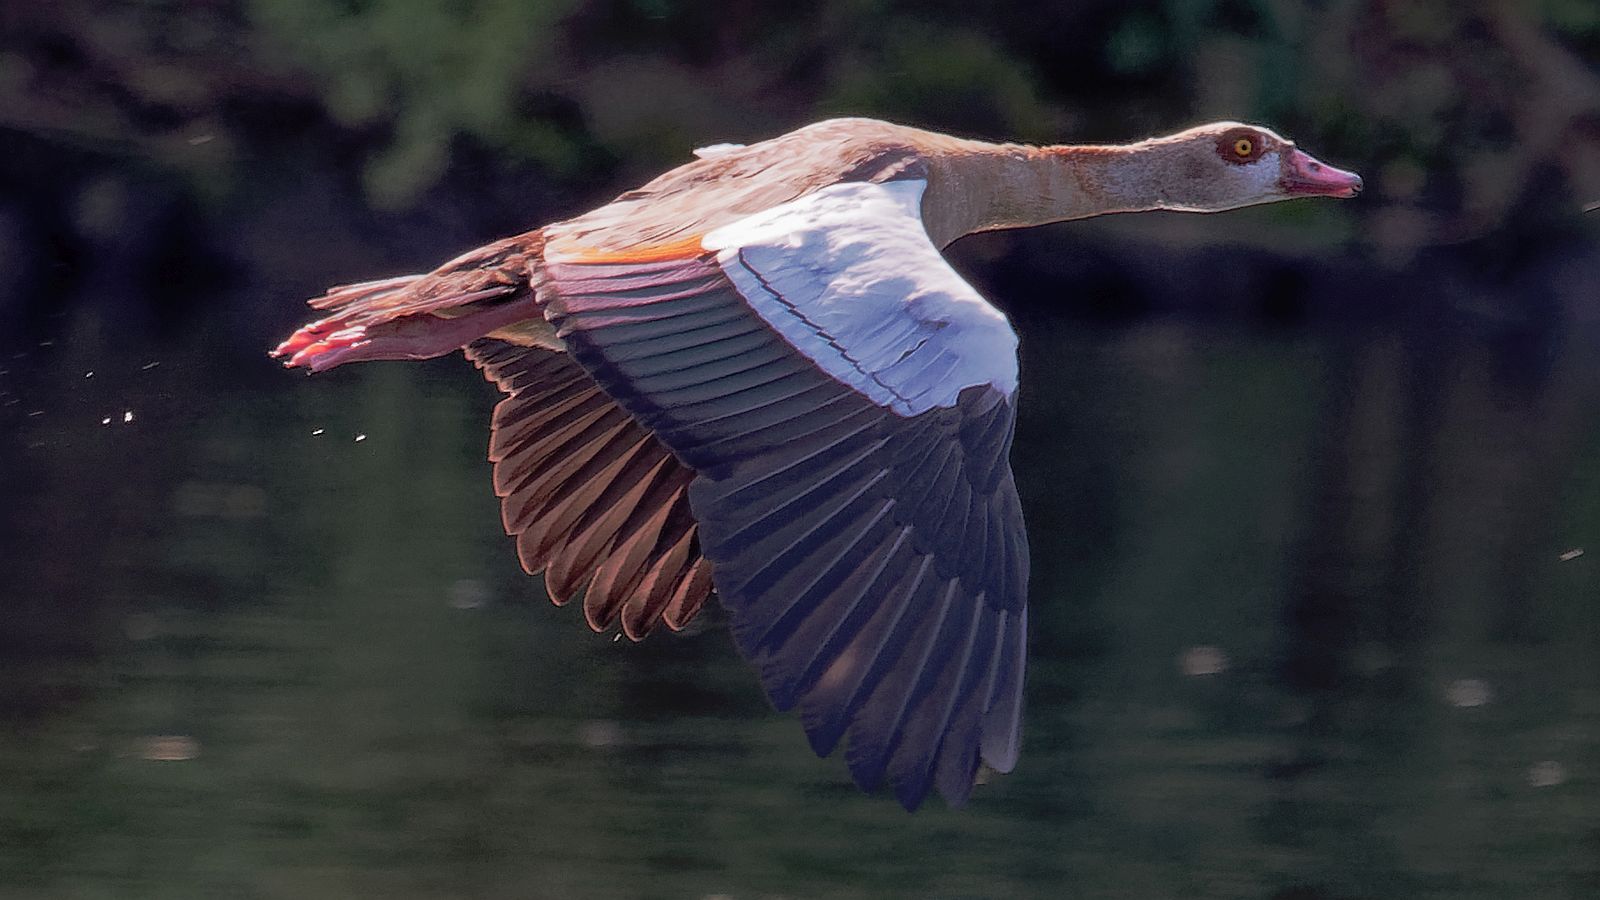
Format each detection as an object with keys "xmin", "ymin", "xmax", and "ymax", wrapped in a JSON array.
[
  {"xmin": 27, "ymin": 410, "xmax": 43, "ymax": 417},
  {"xmin": 354, "ymin": 433, "xmax": 367, "ymax": 442},
  {"xmin": 1559, "ymin": 548, "xmax": 1584, "ymax": 561},
  {"xmin": 122, "ymin": 410, "xmax": 134, "ymax": 424},
  {"xmin": 141, "ymin": 361, "xmax": 160, "ymax": 370},
  {"xmin": 311, "ymin": 428, "xmax": 325, "ymax": 436},
  {"xmin": 101, "ymin": 417, "xmax": 112, "ymax": 426},
  {"xmin": 577, "ymin": 720, "xmax": 622, "ymax": 748},
  {"xmin": 1179, "ymin": 645, "xmax": 1229, "ymax": 676},
  {"xmin": 137, "ymin": 735, "xmax": 199, "ymax": 761},
  {"xmin": 1528, "ymin": 760, "xmax": 1567, "ymax": 788},
  {"xmin": 448, "ymin": 579, "xmax": 490, "ymax": 609},
  {"xmin": 84, "ymin": 371, "xmax": 93, "ymax": 378},
  {"xmin": 1445, "ymin": 678, "xmax": 1492, "ymax": 708}
]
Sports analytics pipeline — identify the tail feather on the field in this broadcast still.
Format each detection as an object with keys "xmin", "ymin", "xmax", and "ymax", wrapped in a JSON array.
[
  {"xmin": 272, "ymin": 231, "xmax": 546, "ymax": 372},
  {"xmin": 307, "ymin": 274, "xmax": 426, "ymax": 311}
]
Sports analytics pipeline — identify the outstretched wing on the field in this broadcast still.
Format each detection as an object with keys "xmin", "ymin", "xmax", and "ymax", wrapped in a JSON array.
[{"xmin": 539, "ymin": 178, "xmax": 1029, "ymax": 809}]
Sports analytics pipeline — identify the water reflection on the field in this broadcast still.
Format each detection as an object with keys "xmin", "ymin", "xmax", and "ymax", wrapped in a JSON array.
[{"xmin": 0, "ymin": 302, "xmax": 1596, "ymax": 897}]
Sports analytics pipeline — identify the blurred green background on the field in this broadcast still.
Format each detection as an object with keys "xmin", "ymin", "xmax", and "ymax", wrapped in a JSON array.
[{"xmin": 1, "ymin": 2, "xmax": 1598, "ymax": 898}]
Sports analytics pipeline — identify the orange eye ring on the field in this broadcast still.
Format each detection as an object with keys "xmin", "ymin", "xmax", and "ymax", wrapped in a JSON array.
[{"xmin": 1233, "ymin": 138, "xmax": 1254, "ymax": 157}]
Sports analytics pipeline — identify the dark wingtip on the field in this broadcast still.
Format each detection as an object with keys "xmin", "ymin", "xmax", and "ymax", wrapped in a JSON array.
[{"xmin": 893, "ymin": 773, "xmax": 934, "ymax": 812}]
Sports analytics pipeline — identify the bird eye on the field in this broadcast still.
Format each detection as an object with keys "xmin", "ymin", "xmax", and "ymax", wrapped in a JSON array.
[{"xmin": 1233, "ymin": 138, "xmax": 1254, "ymax": 157}]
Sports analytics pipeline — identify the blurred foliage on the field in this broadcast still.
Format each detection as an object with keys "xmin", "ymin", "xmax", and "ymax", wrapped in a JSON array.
[
  {"xmin": 0, "ymin": 0, "xmax": 1596, "ymax": 241},
  {"xmin": 246, "ymin": 0, "xmax": 586, "ymax": 205}
]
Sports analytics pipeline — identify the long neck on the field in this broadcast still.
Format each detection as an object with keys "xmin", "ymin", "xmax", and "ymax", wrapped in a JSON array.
[{"xmin": 921, "ymin": 139, "xmax": 1172, "ymax": 246}]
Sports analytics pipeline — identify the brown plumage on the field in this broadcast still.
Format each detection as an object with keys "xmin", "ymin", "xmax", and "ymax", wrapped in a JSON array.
[
  {"xmin": 467, "ymin": 339, "xmax": 707, "ymax": 637},
  {"xmin": 272, "ymin": 117, "xmax": 1360, "ymax": 809}
]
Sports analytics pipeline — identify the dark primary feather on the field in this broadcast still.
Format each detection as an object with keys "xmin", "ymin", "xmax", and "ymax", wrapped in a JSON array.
[{"xmin": 541, "ymin": 251, "xmax": 1028, "ymax": 809}]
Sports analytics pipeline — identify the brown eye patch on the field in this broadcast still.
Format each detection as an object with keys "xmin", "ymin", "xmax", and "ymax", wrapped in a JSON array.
[{"xmin": 1216, "ymin": 129, "xmax": 1268, "ymax": 164}]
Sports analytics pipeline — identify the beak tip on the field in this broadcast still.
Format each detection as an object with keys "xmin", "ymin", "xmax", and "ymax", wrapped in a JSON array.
[{"xmin": 1284, "ymin": 148, "xmax": 1364, "ymax": 199}]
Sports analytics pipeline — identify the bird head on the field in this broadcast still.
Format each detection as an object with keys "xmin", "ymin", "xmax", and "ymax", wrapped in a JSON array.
[{"xmin": 1140, "ymin": 121, "xmax": 1363, "ymax": 213}]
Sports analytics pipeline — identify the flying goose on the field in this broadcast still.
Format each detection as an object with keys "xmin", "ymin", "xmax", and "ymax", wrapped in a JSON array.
[{"xmin": 273, "ymin": 117, "xmax": 1361, "ymax": 809}]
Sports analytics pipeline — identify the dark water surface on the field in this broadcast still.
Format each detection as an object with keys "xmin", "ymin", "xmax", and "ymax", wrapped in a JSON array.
[{"xmin": 2, "ymin": 298, "xmax": 1598, "ymax": 898}]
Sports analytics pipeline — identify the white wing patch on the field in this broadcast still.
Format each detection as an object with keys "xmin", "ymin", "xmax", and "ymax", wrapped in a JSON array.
[
  {"xmin": 701, "ymin": 180, "xmax": 1018, "ymax": 417},
  {"xmin": 693, "ymin": 143, "xmax": 746, "ymax": 159}
]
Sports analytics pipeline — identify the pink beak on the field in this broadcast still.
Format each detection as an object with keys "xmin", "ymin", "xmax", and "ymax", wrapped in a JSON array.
[{"xmin": 1282, "ymin": 148, "xmax": 1363, "ymax": 199}]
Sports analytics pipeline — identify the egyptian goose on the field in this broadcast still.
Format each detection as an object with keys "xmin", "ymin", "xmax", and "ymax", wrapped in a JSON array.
[{"xmin": 273, "ymin": 118, "xmax": 1360, "ymax": 809}]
